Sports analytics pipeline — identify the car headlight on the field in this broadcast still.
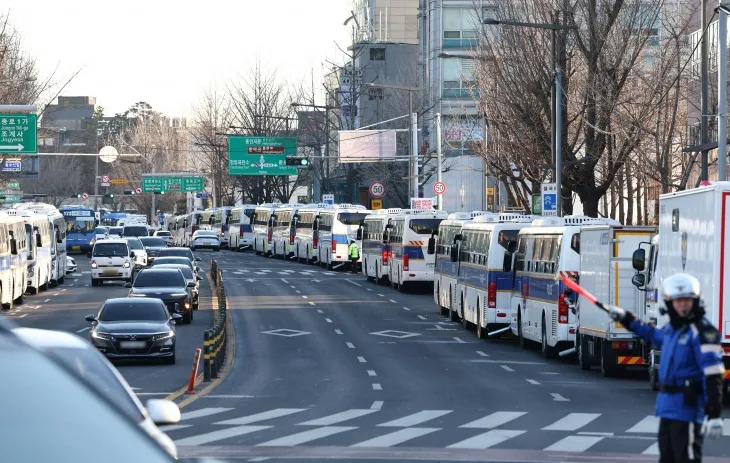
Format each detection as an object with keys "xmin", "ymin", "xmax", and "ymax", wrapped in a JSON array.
[
  {"xmin": 123, "ymin": 262, "xmax": 130, "ymax": 268},
  {"xmin": 92, "ymin": 331, "xmax": 112, "ymax": 340},
  {"xmin": 28, "ymin": 268, "xmax": 34, "ymax": 277},
  {"xmin": 90, "ymin": 261, "xmax": 97, "ymax": 269},
  {"xmin": 151, "ymin": 331, "xmax": 175, "ymax": 342},
  {"xmin": 129, "ymin": 293, "xmax": 146, "ymax": 297},
  {"xmin": 170, "ymin": 293, "xmax": 187, "ymax": 298}
]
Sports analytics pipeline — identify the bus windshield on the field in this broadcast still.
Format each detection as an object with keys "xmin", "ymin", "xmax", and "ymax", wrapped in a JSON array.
[
  {"xmin": 62, "ymin": 209, "xmax": 96, "ymax": 234},
  {"xmin": 409, "ymin": 219, "xmax": 443, "ymax": 235},
  {"xmin": 337, "ymin": 213, "xmax": 369, "ymax": 226}
]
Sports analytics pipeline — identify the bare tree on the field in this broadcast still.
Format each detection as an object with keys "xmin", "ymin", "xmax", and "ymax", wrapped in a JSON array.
[{"xmin": 20, "ymin": 155, "xmax": 85, "ymax": 207}]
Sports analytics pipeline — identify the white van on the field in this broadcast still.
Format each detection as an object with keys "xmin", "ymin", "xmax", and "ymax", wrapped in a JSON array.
[
  {"xmin": 362, "ymin": 209, "xmax": 404, "ymax": 284},
  {"xmin": 89, "ymin": 239, "xmax": 134, "ymax": 286},
  {"xmin": 318, "ymin": 205, "xmax": 371, "ymax": 270}
]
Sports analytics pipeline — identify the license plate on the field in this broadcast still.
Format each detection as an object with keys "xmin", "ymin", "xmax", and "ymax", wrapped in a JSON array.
[
  {"xmin": 103, "ymin": 269, "xmax": 117, "ymax": 275},
  {"xmin": 72, "ymin": 246, "xmax": 80, "ymax": 251},
  {"xmin": 120, "ymin": 341, "xmax": 146, "ymax": 349}
]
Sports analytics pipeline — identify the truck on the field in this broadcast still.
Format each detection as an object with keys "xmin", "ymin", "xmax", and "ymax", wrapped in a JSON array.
[
  {"xmin": 575, "ymin": 225, "xmax": 656, "ymax": 377},
  {"xmin": 630, "ymin": 182, "xmax": 730, "ymax": 393}
]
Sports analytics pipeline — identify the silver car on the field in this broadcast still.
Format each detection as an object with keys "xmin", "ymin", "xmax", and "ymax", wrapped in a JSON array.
[{"xmin": 125, "ymin": 237, "xmax": 148, "ymax": 268}]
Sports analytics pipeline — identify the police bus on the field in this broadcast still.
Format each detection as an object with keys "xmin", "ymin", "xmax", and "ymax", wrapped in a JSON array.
[
  {"xmin": 184, "ymin": 211, "xmax": 204, "ymax": 247},
  {"xmin": 253, "ymin": 203, "xmax": 282, "ymax": 256},
  {"xmin": 386, "ymin": 209, "xmax": 448, "ymax": 291},
  {"xmin": 432, "ymin": 212, "xmax": 488, "ymax": 319},
  {"xmin": 510, "ymin": 216, "xmax": 618, "ymax": 357},
  {"xmin": 212, "ymin": 207, "xmax": 233, "ymax": 248},
  {"xmin": 15, "ymin": 203, "xmax": 67, "ymax": 286},
  {"xmin": 228, "ymin": 205, "xmax": 256, "ymax": 251},
  {"xmin": 455, "ymin": 214, "xmax": 533, "ymax": 338},
  {"xmin": 361, "ymin": 208, "xmax": 403, "ymax": 284},
  {"xmin": 318, "ymin": 204, "xmax": 370, "ymax": 270},
  {"xmin": 272, "ymin": 204, "xmax": 306, "ymax": 259},
  {"xmin": 8, "ymin": 209, "xmax": 53, "ymax": 295},
  {"xmin": 293, "ymin": 204, "xmax": 333, "ymax": 264},
  {"xmin": 0, "ymin": 212, "xmax": 28, "ymax": 309}
]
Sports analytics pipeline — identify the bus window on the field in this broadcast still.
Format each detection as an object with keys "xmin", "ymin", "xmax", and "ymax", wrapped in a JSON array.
[
  {"xmin": 514, "ymin": 237, "xmax": 527, "ymax": 272},
  {"xmin": 570, "ymin": 233, "xmax": 580, "ymax": 254}
]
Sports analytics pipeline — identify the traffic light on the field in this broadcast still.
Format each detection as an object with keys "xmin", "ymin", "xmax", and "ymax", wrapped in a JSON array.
[
  {"xmin": 72, "ymin": 193, "xmax": 81, "ymax": 198},
  {"xmin": 153, "ymin": 191, "xmax": 165, "ymax": 195},
  {"xmin": 123, "ymin": 190, "xmax": 136, "ymax": 195},
  {"xmin": 104, "ymin": 193, "xmax": 114, "ymax": 198},
  {"xmin": 285, "ymin": 157, "xmax": 310, "ymax": 167}
]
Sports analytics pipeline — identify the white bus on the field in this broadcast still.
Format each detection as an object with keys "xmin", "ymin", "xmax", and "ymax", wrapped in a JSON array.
[
  {"xmin": 386, "ymin": 209, "xmax": 448, "ymax": 291},
  {"xmin": 212, "ymin": 207, "xmax": 233, "ymax": 248},
  {"xmin": 184, "ymin": 211, "xmax": 204, "ymax": 247},
  {"xmin": 510, "ymin": 216, "xmax": 619, "ymax": 357},
  {"xmin": 0, "ymin": 212, "xmax": 28, "ymax": 309},
  {"xmin": 456, "ymin": 214, "xmax": 534, "ymax": 338},
  {"xmin": 361, "ymin": 209, "xmax": 403, "ymax": 284},
  {"xmin": 317, "ymin": 204, "xmax": 370, "ymax": 270},
  {"xmin": 8, "ymin": 210, "xmax": 53, "ymax": 295},
  {"xmin": 272, "ymin": 204, "xmax": 307, "ymax": 259},
  {"xmin": 432, "ymin": 212, "xmax": 488, "ymax": 320},
  {"xmin": 228, "ymin": 205, "xmax": 257, "ymax": 251},
  {"xmin": 252, "ymin": 203, "xmax": 282, "ymax": 256},
  {"xmin": 14, "ymin": 203, "xmax": 67, "ymax": 286},
  {"xmin": 293, "ymin": 204, "xmax": 334, "ymax": 264}
]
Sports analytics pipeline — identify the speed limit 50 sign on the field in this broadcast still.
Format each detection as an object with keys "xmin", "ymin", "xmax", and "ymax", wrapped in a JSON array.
[
  {"xmin": 433, "ymin": 181, "xmax": 446, "ymax": 195},
  {"xmin": 369, "ymin": 181, "xmax": 385, "ymax": 198}
]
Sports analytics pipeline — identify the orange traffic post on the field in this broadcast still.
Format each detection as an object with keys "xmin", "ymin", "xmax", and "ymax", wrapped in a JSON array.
[{"xmin": 185, "ymin": 348, "xmax": 202, "ymax": 394}]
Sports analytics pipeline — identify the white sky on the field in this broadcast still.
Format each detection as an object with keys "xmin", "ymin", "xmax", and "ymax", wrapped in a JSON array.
[{"xmin": 5, "ymin": 0, "xmax": 353, "ymax": 117}]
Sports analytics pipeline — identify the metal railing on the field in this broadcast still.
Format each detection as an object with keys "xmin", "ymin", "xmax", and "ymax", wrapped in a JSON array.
[{"xmin": 203, "ymin": 259, "xmax": 227, "ymax": 381}]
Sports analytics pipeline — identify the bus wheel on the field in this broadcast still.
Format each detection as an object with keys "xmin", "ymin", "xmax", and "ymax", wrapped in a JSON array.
[
  {"xmin": 461, "ymin": 296, "xmax": 470, "ymax": 328},
  {"xmin": 476, "ymin": 301, "xmax": 488, "ymax": 339},
  {"xmin": 41, "ymin": 279, "xmax": 49, "ymax": 292},
  {"xmin": 518, "ymin": 310, "xmax": 528, "ymax": 349},
  {"xmin": 541, "ymin": 314, "xmax": 556, "ymax": 359},
  {"xmin": 1, "ymin": 285, "xmax": 10, "ymax": 311}
]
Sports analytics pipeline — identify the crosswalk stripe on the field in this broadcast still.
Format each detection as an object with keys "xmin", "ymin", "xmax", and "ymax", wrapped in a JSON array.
[
  {"xmin": 299, "ymin": 409, "xmax": 378, "ymax": 426},
  {"xmin": 256, "ymin": 426, "xmax": 356, "ymax": 447},
  {"xmin": 378, "ymin": 410, "xmax": 452, "ymax": 427},
  {"xmin": 543, "ymin": 435, "xmax": 604, "ymax": 452},
  {"xmin": 351, "ymin": 427, "xmax": 439, "ymax": 447},
  {"xmin": 541, "ymin": 413, "xmax": 601, "ymax": 431},
  {"xmin": 215, "ymin": 408, "xmax": 306, "ymax": 425},
  {"xmin": 460, "ymin": 411, "xmax": 527, "ymax": 429},
  {"xmin": 174, "ymin": 425, "xmax": 271, "ymax": 446},
  {"xmin": 181, "ymin": 407, "xmax": 235, "ymax": 420},
  {"xmin": 642, "ymin": 443, "xmax": 660, "ymax": 455},
  {"xmin": 626, "ymin": 416, "xmax": 660, "ymax": 433},
  {"xmin": 447, "ymin": 429, "xmax": 525, "ymax": 449}
]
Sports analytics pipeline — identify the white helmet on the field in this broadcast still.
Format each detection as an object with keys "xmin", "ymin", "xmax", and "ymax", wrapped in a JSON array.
[{"xmin": 661, "ymin": 273, "xmax": 701, "ymax": 301}]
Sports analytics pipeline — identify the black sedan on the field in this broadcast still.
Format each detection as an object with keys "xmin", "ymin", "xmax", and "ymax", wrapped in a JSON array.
[
  {"xmin": 151, "ymin": 256, "xmax": 200, "ymax": 276},
  {"xmin": 139, "ymin": 236, "xmax": 167, "ymax": 264},
  {"xmin": 154, "ymin": 263, "xmax": 202, "ymax": 309},
  {"xmin": 157, "ymin": 247, "xmax": 201, "ymax": 264},
  {"xmin": 85, "ymin": 297, "xmax": 182, "ymax": 364},
  {"xmin": 126, "ymin": 268, "xmax": 195, "ymax": 324}
]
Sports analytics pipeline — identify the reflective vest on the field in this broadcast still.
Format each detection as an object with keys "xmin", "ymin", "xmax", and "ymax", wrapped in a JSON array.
[{"xmin": 348, "ymin": 243, "xmax": 359, "ymax": 259}]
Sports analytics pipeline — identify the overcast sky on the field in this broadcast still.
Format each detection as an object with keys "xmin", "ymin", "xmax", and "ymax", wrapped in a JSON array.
[{"xmin": 6, "ymin": 1, "xmax": 352, "ymax": 117}]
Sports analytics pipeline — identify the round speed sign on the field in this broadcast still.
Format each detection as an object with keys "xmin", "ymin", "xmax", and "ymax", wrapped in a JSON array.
[
  {"xmin": 433, "ymin": 181, "xmax": 446, "ymax": 195},
  {"xmin": 135, "ymin": 187, "xmax": 143, "ymax": 195},
  {"xmin": 369, "ymin": 181, "xmax": 385, "ymax": 198},
  {"xmin": 81, "ymin": 192, "xmax": 89, "ymax": 200}
]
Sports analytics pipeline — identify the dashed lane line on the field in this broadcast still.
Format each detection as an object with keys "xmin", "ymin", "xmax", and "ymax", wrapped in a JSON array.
[
  {"xmin": 501, "ymin": 365, "xmax": 515, "ymax": 372},
  {"xmin": 346, "ymin": 342, "xmax": 355, "ymax": 349},
  {"xmin": 526, "ymin": 379, "xmax": 541, "ymax": 385},
  {"xmin": 551, "ymin": 393, "xmax": 570, "ymax": 402},
  {"xmin": 44, "ymin": 299, "xmax": 50, "ymax": 303},
  {"xmin": 317, "ymin": 309, "xmax": 323, "ymax": 314},
  {"xmin": 403, "ymin": 307, "xmax": 410, "ymax": 311},
  {"xmin": 371, "ymin": 401, "xmax": 383, "ymax": 410},
  {"xmin": 76, "ymin": 327, "xmax": 90, "ymax": 333},
  {"xmin": 308, "ymin": 302, "xmax": 315, "ymax": 306},
  {"xmin": 346, "ymin": 280, "xmax": 362, "ymax": 287},
  {"xmin": 389, "ymin": 299, "xmax": 397, "ymax": 303},
  {"xmin": 417, "ymin": 315, "xmax": 427, "ymax": 320},
  {"xmin": 372, "ymin": 383, "xmax": 383, "ymax": 390},
  {"xmin": 18, "ymin": 314, "xmax": 27, "ymax": 318},
  {"xmin": 335, "ymin": 329, "xmax": 343, "ymax": 335},
  {"xmin": 367, "ymin": 370, "xmax": 377, "ymax": 376},
  {"xmin": 476, "ymin": 351, "xmax": 488, "ymax": 357},
  {"xmin": 357, "ymin": 357, "xmax": 366, "ymax": 363},
  {"xmin": 302, "ymin": 296, "xmax": 308, "ymax": 299},
  {"xmin": 325, "ymin": 318, "xmax": 333, "ymax": 323},
  {"xmin": 453, "ymin": 337, "xmax": 466, "ymax": 344}
]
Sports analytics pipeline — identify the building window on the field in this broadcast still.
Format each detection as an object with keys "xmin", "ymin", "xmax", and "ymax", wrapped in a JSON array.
[
  {"xmin": 444, "ymin": 8, "xmax": 480, "ymax": 39},
  {"xmin": 370, "ymin": 48, "xmax": 386, "ymax": 61},
  {"xmin": 442, "ymin": 58, "xmax": 476, "ymax": 97}
]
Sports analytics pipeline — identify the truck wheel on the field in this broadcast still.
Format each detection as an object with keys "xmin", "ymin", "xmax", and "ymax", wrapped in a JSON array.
[
  {"xmin": 600, "ymin": 340, "xmax": 619, "ymax": 377},
  {"xmin": 578, "ymin": 334, "xmax": 591, "ymax": 370}
]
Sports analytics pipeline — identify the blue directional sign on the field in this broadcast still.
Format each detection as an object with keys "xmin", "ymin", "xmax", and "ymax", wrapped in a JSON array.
[
  {"xmin": 196, "ymin": 193, "xmax": 210, "ymax": 199},
  {"xmin": 2, "ymin": 159, "xmax": 22, "ymax": 172},
  {"xmin": 541, "ymin": 183, "xmax": 558, "ymax": 217}
]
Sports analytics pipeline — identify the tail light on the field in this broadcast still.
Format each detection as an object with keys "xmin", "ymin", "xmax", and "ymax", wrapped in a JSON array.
[
  {"xmin": 488, "ymin": 282, "xmax": 497, "ymax": 308},
  {"xmin": 382, "ymin": 247, "xmax": 391, "ymax": 266},
  {"xmin": 403, "ymin": 253, "xmax": 409, "ymax": 271},
  {"xmin": 313, "ymin": 235, "xmax": 319, "ymax": 249},
  {"xmin": 612, "ymin": 341, "xmax": 629, "ymax": 350},
  {"xmin": 267, "ymin": 229, "xmax": 273, "ymax": 243},
  {"xmin": 332, "ymin": 239, "xmax": 337, "ymax": 254},
  {"xmin": 558, "ymin": 294, "xmax": 569, "ymax": 323},
  {"xmin": 290, "ymin": 229, "xmax": 295, "ymax": 245},
  {"xmin": 240, "ymin": 226, "xmax": 244, "ymax": 238}
]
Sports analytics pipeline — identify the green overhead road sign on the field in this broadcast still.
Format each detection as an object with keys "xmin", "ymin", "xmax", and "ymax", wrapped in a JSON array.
[
  {"xmin": 6, "ymin": 181, "xmax": 19, "ymax": 190},
  {"xmin": 0, "ymin": 114, "xmax": 37, "ymax": 154},
  {"xmin": 0, "ymin": 195, "xmax": 22, "ymax": 203},
  {"xmin": 142, "ymin": 176, "xmax": 204, "ymax": 193},
  {"xmin": 228, "ymin": 136, "xmax": 298, "ymax": 176}
]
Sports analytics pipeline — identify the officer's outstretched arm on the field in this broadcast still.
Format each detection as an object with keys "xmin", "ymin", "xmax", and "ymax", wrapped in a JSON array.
[
  {"xmin": 615, "ymin": 310, "xmax": 664, "ymax": 347},
  {"xmin": 693, "ymin": 322, "xmax": 725, "ymax": 419}
]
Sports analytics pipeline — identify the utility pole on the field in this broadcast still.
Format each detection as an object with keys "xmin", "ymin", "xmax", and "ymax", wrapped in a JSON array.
[
  {"xmin": 436, "ymin": 113, "xmax": 443, "ymax": 210},
  {"xmin": 701, "ymin": 0, "xmax": 710, "ymax": 181},
  {"xmin": 555, "ymin": 69, "xmax": 564, "ymax": 217},
  {"xmin": 149, "ymin": 146, "xmax": 157, "ymax": 224},
  {"xmin": 551, "ymin": 11, "xmax": 558, "ymax": 170},
  {"xmin": 719, "ymin": 0, "xmax": 728, "ymax": 181}
]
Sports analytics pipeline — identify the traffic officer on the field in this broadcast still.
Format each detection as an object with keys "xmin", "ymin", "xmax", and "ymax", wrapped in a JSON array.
[
  {"xmin": 609, "ymin": 273, "xmax": 724, "ymax": 463},
  {"xmin": 348, "ymin": 240, "xmax": 360, "ymax": 274}
]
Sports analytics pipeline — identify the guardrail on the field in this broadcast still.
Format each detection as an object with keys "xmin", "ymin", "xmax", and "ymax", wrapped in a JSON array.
[{"xmin": 203, "ymin": 258, "xmax": 227, "ymax": 381}]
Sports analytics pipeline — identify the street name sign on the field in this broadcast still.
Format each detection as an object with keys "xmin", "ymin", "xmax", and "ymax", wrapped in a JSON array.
[
  {"xmin": 541, "ymin": 183, "xmax": 558, "ymax": 217},
  {"xmin": 2, "ymin": 159, "xmax": 22, "ymax": 172},
  {"xmin": 0, "ymin": 114, "xmax": 37, "ymax": 154},
  {"xmin": 228, "ymin": 136, "xmax": 298, "ymax": 176},
  {"xmin": 142, "ymin": 176, "xmax": 204, "ymax": 193}
]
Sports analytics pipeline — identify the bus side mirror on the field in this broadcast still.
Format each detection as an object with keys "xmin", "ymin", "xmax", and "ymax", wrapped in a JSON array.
[
  {"xmin": 35, "ymin": 233, "xmax": 42, "ymax": 247},
  {"xmin": 427, "ymin": 237, "xmax": 435, "ymax": 255},
  {"xmin": 356, "ymin": 228, "xmax": 363, "ymax": 241},
  {"xmin": 56, "ymin": 229, "xmax": 62, "ymax": 244},
  {"xmin": 632, "ymin": 273, "xmax": 646, "ymax": 288},
  {"xmin": 10, "ymin": 238, "xmax": 17, "ymax": 255},
  {"xmin": 632, "ymin": 249, "xmax": 646, "ymax": 271},
  {"xmin": 450, "ymin": 246, "xmax": 458, "ymax": 262},
  {"xmin": 502, "ymin": 251, "xmax": 511, "ymax": 272}
]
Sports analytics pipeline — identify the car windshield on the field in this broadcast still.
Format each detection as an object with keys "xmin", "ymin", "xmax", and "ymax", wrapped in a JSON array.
[
  {"xmin": 155, "ymin": 231, "xmax": 171, "ymax": 237},
  {"xmin": 92, "ymin": 243, "xmax": 128, "ymax": 257},
  {"xmin": 133, "ymin": 270, "xmax": 185, "ymax": 288},
  {"xmin": 409, "ymin": 219, "xmax": 444, "ymax": 235},
  {"xmin": 158, "ymin": 265, "xmax": 193, "ymax": 279},
  {"xmin": 55, "ymin": 347, "xmax": 144, "ymax": 422},
  {"xmin": 125, "ymin": 239, "xmax": 143, "ymax": 250},
  {"xmin": 158, "ymin": 248, "xmax": 193, "ymax": 259},
  {"xmin": 94, "ymin": 227, "xmax": 109, "ymax": 235},
  {"xmin": 337, "ymin": 212, "xmax": 369, "ymax": 225},
  {"xmin": 99, "ymin": 300, "xmax": 168, "ymax": 321},
  {"xmin": 109, "ymin": 227, "xmax": 123, "ymax": 235},
  {"xmin": 140, "ymin": 237, "xmax": 165, "ymax": 247},
  {"xmin": 152, "ymin": 257, "xmax": 193, "ymax": 269}
]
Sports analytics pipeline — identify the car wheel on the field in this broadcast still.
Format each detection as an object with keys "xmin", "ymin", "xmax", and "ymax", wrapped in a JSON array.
[
  {"xmin": 215, "ymin": 247, "xmax": 220, "ymax": 252},
  {"xmin": 183, "ymin": 311, "xmax": 192, "ymax": 324}
]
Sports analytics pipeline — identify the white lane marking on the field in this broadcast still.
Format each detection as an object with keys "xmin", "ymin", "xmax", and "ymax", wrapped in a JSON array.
[
  {"xmin": 543, "ymin": 435, "xmax": 604, "ymax": 452},
  {"xmin": 302, "ymin": 295, "xmax": 308, "ymax": 299},
  {"xmin": 626, "ymin": 415, "xmax": 660, "ymax": 433},
  {"xmin": 578, "ymin": 432, "xmax": 614, "ymax": 436},
  {"xmin": 281, "ymin": 278, "xmax": 289, "ymax": 284},
  {"xmin": 447, "ymin": 429, "xmax": 525, "ymax": 449},
  {"xmin": 367, "ymin": 370, "xmax": 377, "ymax": 376},
  {"xmin": 182, "ymin": 407, "xmax": 235, "ymax": 421},
  {"xmin": 44, "ymin": 299, "xmax": 50, "ymax": 302},
  {"xmin": 76, "ymin": 327, "xmax": 90, "ymax": 333},
  {"xmin": 18, "ymin": 314, "xmax": 27, "ymax": 318},
  {"xmin": 295, "ymin": 290, "xmax": 301, "ymax": 294},
  {"xmin": 158, "ymin": 424, "xmax": 192, "ymax": 432},
  {"xmin": 215, "ymin": 408, "xmax": 305, "ymax": 425},
  {"xmin": 335, "ymin": 329, "xmax": 343, "ymax": 335},
  {"xmin": 61, "ymin": 289, "xmax": 67, "ymax": 291},
  {"xmin": 500, "ymin": 365, "xmax": 515, "ymax": 372},
  {"xmin": 403, "ymin": 306, "xmax": 410, "ymax": 311},
  {"xmin": 53, "ymin": 293, "xmax": 59, "ymax": 296},
  {"xmin": 357, "ymin": 356, "xmax": 366, "ymax": 363},
  {"xmin": 550, "ymin": 393, "xmax": 570, "ymax": 402},
  {"xmin": 542, "ymin": 413, "xmax": 601, "ymax": 431},
  {"xmin": 378, "ymin": 410, "xmax": 452, "ymax": 428},
  {"xmin": 642, "ymin": 443, "xmax": 660, "ymax": 455},
  {"xmin": 290, "ymin": 285, "xmax": 295, "ymax": 288},
  {"xmin": 317, "ymin": 309, "xmax": 323, "ymax": 314},
  {"xmin": 346, "ymin": 342, "xmax": 355, "ymax": 349},
  {"xmin": 351, "ymin": 427, "xmax": 439, "ymax": 447},
  {"xmin": 84, "ymin": 284, "xmax": 89, "ymax": 287},
  {"xmin": 417, "ymin": 315, "xmax": 427, "ymax": 320},
  {"xmin": 256, "ymin": 426, "xmax": 355, "ymax": 447},
  {"xmin": 346, "ymin": 280, "xmax": 362, "ymax": 287},
  {"xmin": 378, "ymin": 294, "xmax": 384, "ymax": 297},
  {"xmin": 476, "ymin": 351, "xmax": 488, "ymax": 357},
  {"xmin": 389, "ymin": 299, "xmax": 397, "ymax": 303},
  {"xmin": 308, "ymin": 302, "xmax": 315, "ymax": 306},
  {"xmin": 370, "ymin": 401, "xmax": 384, "ymax": 410},
  {"xmin": 248, "ymin": 458, "xmax": 271, "ymax": 462},
  {"xmin": 175, "ymin": 425, "xmax": 271, "ymax": 445},
  {"xmin": 460, "ymin": 411, "xmax": 527, "ymax": 429},
  {"xmin": 454, "ymin": 337, "xmax": 466, "ymax": 344},
  {"xmin": 372, "ymin": 383, "xmax": 382, "ymax": 390},
  {"xmin": 526, "ymin": 379, "xmax": 541, "ymax": 385},
  {"xmin": 367, "ymin": 288, "xmax": 373, "ymax": 291},
  {"xmin": 325, "ymin": 318, "xmax": 333, "ymax": 323},
  {"xmin": 299, "ymin": 409, "xmax": 378, "ymax": 426}
]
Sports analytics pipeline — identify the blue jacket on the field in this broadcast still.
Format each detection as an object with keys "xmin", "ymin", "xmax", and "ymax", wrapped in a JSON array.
[{"xmin": 629, "ymin": 316, "xmax": 725, "ymax": 423}]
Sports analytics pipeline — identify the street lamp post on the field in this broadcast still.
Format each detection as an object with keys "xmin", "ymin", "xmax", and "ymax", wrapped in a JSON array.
[
  {"xmin": 291, "ymin": 103, "xmax": 337, "ymax": 202},
  {"xmin": 483, "ymin": 17, "xmax": 577, "ymax": 216},
  {"xmin": 120, "ymin": 140, "xmax": 157, "ymax": 223},
  {"xmin": 365, "ymin": 83, "xmax": 422, "ymax": 199}
]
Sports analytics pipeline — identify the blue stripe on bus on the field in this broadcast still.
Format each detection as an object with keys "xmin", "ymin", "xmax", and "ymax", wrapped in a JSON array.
[
  {"xmin": 332, "ymin": 234, "xmax": 349, "ymax": 245},
  {"xmin": 514, "ymin": 272, "xmax": 563, "ymax": 303},
  {"xmin": 457, "ymin": 264, "xmax": 513, "ymax": 291},
  {"xmin": 435, "ymin": 255, "xmax": 458, "ymax": 278},
  {"xmin": 392, "ymin": 244, "xmax": 425, "ymax": 260},
  {"xmin": 363, "ymin": 240, "xmax": 384, "ymax": 253}
]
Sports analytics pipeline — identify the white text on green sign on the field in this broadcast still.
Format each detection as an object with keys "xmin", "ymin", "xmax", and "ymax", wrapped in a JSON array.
[{"xmin": 0, "ymin": 114, "xmax": 38, "ymax": 154}]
